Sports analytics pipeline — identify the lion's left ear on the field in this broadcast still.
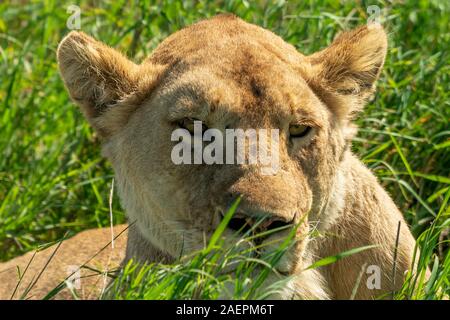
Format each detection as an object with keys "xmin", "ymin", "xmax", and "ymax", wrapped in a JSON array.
[
  {"xmin": 57, "ymin": 31, "xmax": 139, "ymax": 118},
  {"xmin": 307, "ymin": 25, "xmax": 388, "ymax": 120},
  {"xmin": 58, "ymin": 32, "xmax": 164, "ymax": 138}
]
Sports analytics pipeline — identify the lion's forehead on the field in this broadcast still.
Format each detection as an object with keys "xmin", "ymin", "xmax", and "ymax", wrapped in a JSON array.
[
  {"xmin": 147, "ymin": 14, "xmax": 305, "ymax": 67},
  {"xmin": 154, "ymin": 61, "xmax": 327, "ymax": 129},
  {"xmin": 137, "ymin": 16, "xmax": 326, "ymax": 126}
]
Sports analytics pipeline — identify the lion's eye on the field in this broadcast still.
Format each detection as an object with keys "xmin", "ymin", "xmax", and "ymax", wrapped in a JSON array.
[
  {"xmin": 178, "ymin": 118, "xmax": 207, "ymax": 134},
  {"xmin": 289, "ymin": 124, "xmax": 311, "ymax": 138}
]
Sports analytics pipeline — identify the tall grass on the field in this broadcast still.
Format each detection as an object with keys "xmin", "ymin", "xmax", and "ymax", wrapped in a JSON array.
[
  {"xmin": 0, "ymin": 0, "xmax": 448, "ymax": 299},
  {"xmin": 100, "ymin": 202, "xmax": 376, "ymax": 300}
]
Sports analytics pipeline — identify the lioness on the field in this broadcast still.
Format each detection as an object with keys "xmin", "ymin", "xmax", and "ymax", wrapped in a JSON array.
[{"xmin": 0, "ymin": 14, "xmax": 416, "ymax": 300}]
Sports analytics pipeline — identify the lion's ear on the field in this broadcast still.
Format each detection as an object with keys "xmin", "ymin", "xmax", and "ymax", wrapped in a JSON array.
[
  {"xmin": 57, "ymin": 31, "xmax": 139, "ymax": 137},
  {"xmin": 307, "ymin": 25, "xmax": 387, "ymax": 120}
]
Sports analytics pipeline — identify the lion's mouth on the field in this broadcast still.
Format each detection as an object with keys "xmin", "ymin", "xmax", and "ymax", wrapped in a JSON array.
[
  {"xmin": 215, "ymin": 211, "xmax": 299, "ymax": 276},
  {"xmin": 227, "ymin": 215, "xmax": 253, "ymax": 233},
  {"xmin": 219, "ymin": 211, "xmax": 293, "ymax": 246},
  {"xmin": 221, "ymin": 211, "xmax": 292, "ymax": 230}
]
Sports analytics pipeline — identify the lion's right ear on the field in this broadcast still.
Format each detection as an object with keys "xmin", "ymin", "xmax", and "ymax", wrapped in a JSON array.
[
  {"xmin": 57, "ymin": 31, "xmax": 140, "ymax": 137},
  {"xmin": 306, "ymin": 25, "xmax": 387, "ymax": 121}
]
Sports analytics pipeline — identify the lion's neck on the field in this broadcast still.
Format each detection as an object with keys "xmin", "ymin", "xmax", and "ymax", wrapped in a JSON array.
[
  {"xmin": 124, "ymin": 223, "xmax": 174, "ymax": 264},
  {"xmin": 311, "ymin": 157, "xmax": 349, "ymax": 232}
]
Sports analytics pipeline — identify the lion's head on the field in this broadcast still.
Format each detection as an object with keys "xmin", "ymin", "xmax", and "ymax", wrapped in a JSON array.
[{"xmin": 57, "ymin": 15, "xmax": 387, "ymax": 280}]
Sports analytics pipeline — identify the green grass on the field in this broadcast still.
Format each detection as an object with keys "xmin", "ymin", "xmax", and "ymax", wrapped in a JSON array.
[{"xmin": 0, "ymin": 0, "xmax": 449, "ymax": 299}]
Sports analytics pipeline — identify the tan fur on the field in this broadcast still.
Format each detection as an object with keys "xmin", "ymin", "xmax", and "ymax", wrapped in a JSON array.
[
  {"xmin": 0, "ymin": 225, "xmax": 127, "ymax": 299},
  {"xmin": 0, "ymin": 15, "xmax": 416, "ymax": 300}
]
